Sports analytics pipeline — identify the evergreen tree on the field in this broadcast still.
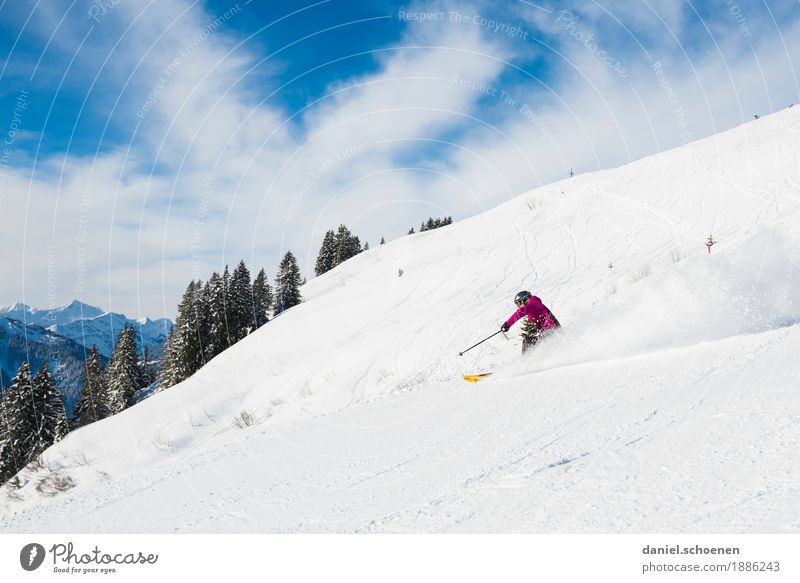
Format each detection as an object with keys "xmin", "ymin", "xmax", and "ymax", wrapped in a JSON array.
[
  {"xmin": 33, "ymin": 362, "xmax": 68, "ymax": 446},
  {"xmin": 0, "ymin": 362, "xmax": 34, "ymax": 483},
  {"xmin": 199, "ymin": 280, "xmax": 213, "ymax": 361},
  {"xmin": 274, "ymin": 251, "xmax": 303, "ymax": 314},
  {"xmin": 251, "ymin": 268, "xmax": 272, "ymax": 328},
  {"xmin": 350, "ymin": 235, "xmax": 361, "ymax": 257},
  {"xmin": 380, "ymin": 236, "xmax": 385, "ymax": 245},
  {"xmin": 332, "ymin": 224, "xmax": 352, "ymax": 267},
  {"xmin": 0, "ymin": 398, "xmax": 11, "ymax": 483},
  {"xmin": 158, "ymin": 326, "xmax": 184, "ymax": 390},
  {"xmin": 363, "ymin": 241, "xmax": 369, "ymax": 251},
  {"xmin": 174, "ymin": 281, "xmax": 205, "ymax": 376},
  {"xmin": 0, "ymin": 361, "xmax": 67, "ymax": 483},
  {"xmin": 408, "ymin": 227, "xmax": 415, "ymax": 235},
  {"xmin": 315, "ymin": 230, "xmax": 336, "ymax": 276},
  {"xmin": 208, "ymin": 270, "xmax": 231, "ymax": 357},
  {"xmin": 73, "ymin": 346, "xmax": 109, "ymax": 427},
  {"xmin": 106, "ymin": 324, "xmax": 140, "ymax": 414},
  {"xmin": 230, "ymin": 260, "xmax": 253, "ymax": 341}
]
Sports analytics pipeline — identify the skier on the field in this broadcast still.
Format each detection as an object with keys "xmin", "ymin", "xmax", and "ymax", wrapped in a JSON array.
[{"xmin": 500, "ymin": 291, "xmax": 561, "ymax": 354}]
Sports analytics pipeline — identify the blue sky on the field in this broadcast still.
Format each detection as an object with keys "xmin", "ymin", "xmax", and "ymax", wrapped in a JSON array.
[{"xmin": 1, "ymin": 0, "xmax": 798, "ymax": 318}]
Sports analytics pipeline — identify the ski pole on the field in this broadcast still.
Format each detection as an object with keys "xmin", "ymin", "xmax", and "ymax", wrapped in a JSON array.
[{"xmin": 458, "ymin": 330, "xmax": 503, "ymax": 356}]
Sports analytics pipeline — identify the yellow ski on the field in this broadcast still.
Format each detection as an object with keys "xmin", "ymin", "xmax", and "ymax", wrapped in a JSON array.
[{"xmin": 463, "ymin": 373, "xmax": 493, "ymax": 383}]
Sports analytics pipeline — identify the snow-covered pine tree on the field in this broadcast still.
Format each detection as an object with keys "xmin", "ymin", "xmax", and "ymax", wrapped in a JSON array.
[
  {"xmin": 0, "ymin": 362, "xmax": 36, "ymax": 482},
  {"xmin": 175, "ymin": 280, "xmax": 202, "ymax": 375},
  {"xmin": 199, "ymin": 279, "xmax": 213, "ymax": 361},
  {"xmin": 158, "ymin": 326, "xmax": 184, "ymax": 390},
  {"xmin": 350, "ymin": 235, "xmax": 361, "ymax": 257},
  {"xmin": 33, "ymin": 361, "xmax": 68, "ymax": 447},
  {"xmin": 207, "ymin": 270, "xmax": 231, "ymax": 357},
  {"xmin": 73, "ymin": 345, "xmax": 110, "ymax": 427},
  {"xmin": 363, "ymin": 241, "xmax": 369, "ymax": 251},
  {"xmin": 0, "ymin": 398, "xmax": 10, "ymax": 483},
  {"xmin": 106, "ymin": 324, "xmax": 140, "ymax": 413},
  {"xmin": 380, "ymin": 236, "xmax": 385, "ymax": 245},
  {"xmin": 315, "ymin": 230, "xmax": 336, "ymax": 275},
  {"xmin": 185, "ymin": 278, "xmax": 211, "ymax": 373},
  {"xmin": 230, "ymin": 260, "xmax": 253, "ymax": 342},
  {"xmin": 332, "ymin": 224, "xmax": 352, "ymax": 267},
  {"xmin": 0, "ymin": 361, "xmax": 67, "ymax": 483},
  {"xmin": 251, "ymin": 268, "xmax": 272, "ymax": 328},
  {"xmin": 274, "ymin": 251, "xmax": 303, "ymax": 315}
]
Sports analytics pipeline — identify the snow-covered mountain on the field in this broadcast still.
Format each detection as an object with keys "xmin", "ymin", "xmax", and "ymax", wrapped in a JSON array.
[
  {"xmin": 0, "ymin": 300, "xmax": 171, "ymax": 358},
  {"xmin": 48, "ymin": 313, "xmax": 171, "ymax": 359},
  {"xmin": 0, "ymin": 318, "xmax": 93, "ymax": 414},
  {"xmin": 0, "ymin": 300, "xmax": 104, "ymax": 328},
  {"xmin": 2, "ymin": 107, "xmax": 799, "ymax": 533}
]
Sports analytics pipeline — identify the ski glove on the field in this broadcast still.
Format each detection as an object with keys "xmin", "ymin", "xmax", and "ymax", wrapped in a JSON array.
[{"xmin": 501, "ymin": 323, "xmax": 510, "ymax": 333}]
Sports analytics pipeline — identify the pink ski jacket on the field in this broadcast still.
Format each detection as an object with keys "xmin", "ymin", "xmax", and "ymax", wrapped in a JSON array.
[{"xmin": 504, "ymin": 296, "xmax": 560, "ymax": 332}]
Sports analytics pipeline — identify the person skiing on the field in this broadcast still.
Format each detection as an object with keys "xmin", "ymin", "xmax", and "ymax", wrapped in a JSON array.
[{"xmin": 500, "ymin": 291, "xmax": 561, "ymax": 354}]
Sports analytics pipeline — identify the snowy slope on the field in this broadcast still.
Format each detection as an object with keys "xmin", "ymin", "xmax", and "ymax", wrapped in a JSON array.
[{"xmin": 1, "ymin": 107, "xmax": 799, "ymax": 533}]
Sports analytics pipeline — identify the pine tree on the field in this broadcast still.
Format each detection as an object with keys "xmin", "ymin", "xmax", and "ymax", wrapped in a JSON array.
[
  {"xmin": 175, "ymin": 281, "xmax": 205, "ymax": 376},
  {"xmin": 332, "ymin": 224, "xmax": 352, "ymax": 267},
  {"xmin": 363, "ymin": 241, "xmax": 369, "ymax": 251},
  {"xmin": 158, "ymin": 326, "xmax": 184, "ymax": 390},
  {"xmin": 251, "ymin": 268, "xmax": 272, "ymax": 328},
  {"xmin": 274, "ymin": 251, "xmax": 303, "ymax": 314},
  {"xmin": 73, "ymin": 346, "xmax": 109, "ymax": 427},
  {"xmin": 33, "ymin": 362, "xmax": 68, "ymax": 446},
  {"xmin": 0, "ymin": 362, "xmax": 34, "ymax": 483},
  {"xmin": 208, "ymin": 270, "xmax": 231, "ymax": 357},
  {"xmin": 408, "ymin": 227, "xmax": 415, "ymax": 235},
  {"xmin": 315, "ymin": 230, "xmax": 336, "ymax": 276},
  {"xmin": 199, "ymin": 280, "xmax": 213, "ymax": 361},
  {"xmin": 350, "ymin": 235, "xmax": 361, "ymax": 257},
  {"xmin": 0, "ymin": 398, "xmax": 11, "ymax": 483},
  {"xmin": 380, "ymin": 236, "xmax": 385, "ymax": 245},
  {"xmin": 106, "ymin": 324, "xmax": 140, "ymax": 414},
  {"xmin": 0, "ymin": 361, "xmax": 67, "ymax": 483},
  {"xmin": 230, "ymin": 260, "xmax": 253, "ymax": 341}
]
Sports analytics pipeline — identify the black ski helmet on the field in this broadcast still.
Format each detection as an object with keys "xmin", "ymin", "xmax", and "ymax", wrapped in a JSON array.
[{"xmin": 514, "ymin": 290, "xmax": 532, "ymax": 306}]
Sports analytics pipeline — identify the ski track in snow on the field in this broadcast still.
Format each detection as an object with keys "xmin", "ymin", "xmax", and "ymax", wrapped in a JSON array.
[{"xmin": 2, "ymin": 108, "xmax": 800, "ymax": 533}]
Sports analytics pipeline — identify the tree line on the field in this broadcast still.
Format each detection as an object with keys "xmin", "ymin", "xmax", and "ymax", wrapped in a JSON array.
[
  {"xmin": 407, "ymin": 216, "xmax": 452, "ymax": 235},
  {"xmin": 161, "ymin": 253, "xmax": 302, "ymax": 388},
  {"xmin": 0, "ymin": 251, "xmax": 304, "ymax": 485},
  {"xmin": 315, "ymin": 224, "xmax": 369, "ymax": 276}
]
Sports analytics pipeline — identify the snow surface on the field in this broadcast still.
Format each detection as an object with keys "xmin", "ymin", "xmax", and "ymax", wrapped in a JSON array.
[{"xmin": 2, "ymin": 108, "xmax": 800, "ymax": 533}]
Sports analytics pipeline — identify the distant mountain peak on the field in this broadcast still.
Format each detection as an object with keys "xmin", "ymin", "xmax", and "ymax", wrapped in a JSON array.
[{"xmin": 0, "ymin": 301, "xmax": 30, "ymax": 312}]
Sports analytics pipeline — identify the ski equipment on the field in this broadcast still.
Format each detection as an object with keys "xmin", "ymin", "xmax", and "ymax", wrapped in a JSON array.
[
  {"xmin": 463, "ymin": 373, "xmax": 493, "ymax": 383},
  {"xmin": 458, "ymin": 330, "xmax": 503, "ymax": 356},
  {"xmin": 514, "ymin": 290, "xmax": 532, "ymax": 306}
]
